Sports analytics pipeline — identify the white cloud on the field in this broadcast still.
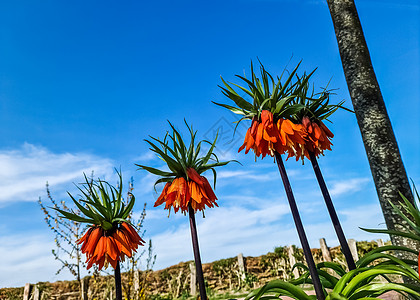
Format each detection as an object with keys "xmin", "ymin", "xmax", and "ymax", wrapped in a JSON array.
[
  {"xmin": 217, "ymin": 170, "xmax": 278, "ymax": 181},
  {"xmin": 329, "ymin": 178, "xmax": 370, "ymax": 197},
  {"xmin": 213, "ymin": 149, "xmax": 240, "ymax": 162},
  {"xmin": 0, "ymin": 143, "xmax": 115, "ymax": 204},
  {"xmin": 135, "ymin": 173, "xmax": 159, "ymax": 197},
  {"xmin": 150, "ymin": 203, "xmax": 290, "ymax": 269},
  {"xmin": 0, "ymin": 199, "xmax": 386, "ymax": 287},
  {"xmin": 150, "ymin": 200, "xmax": 386, "ymax": 271},
  {"xmin": 0, "ymin": 234, "xmax": 76, "ymax": 288},
  {"xmin": 0, "ymin": 144, "xmax": 388, "ymax": 288},
  {"xmin": 133, "ymin": 152, "xmax": 157, "ymax": 163}
]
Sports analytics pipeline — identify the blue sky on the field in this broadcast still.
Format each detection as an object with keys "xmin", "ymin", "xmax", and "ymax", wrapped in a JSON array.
[{"xmin": 0, "ymin": 0, "xmax": 419, "ymax": 288}]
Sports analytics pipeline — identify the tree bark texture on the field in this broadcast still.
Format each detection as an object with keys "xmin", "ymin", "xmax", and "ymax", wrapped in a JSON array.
[{"xmin": 326, "ymin": 0, "xmax": 416, "ymax": 251}]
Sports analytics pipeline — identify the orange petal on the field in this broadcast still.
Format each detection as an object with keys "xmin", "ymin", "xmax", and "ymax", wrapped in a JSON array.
[
  {"xmin": 86, "ymin": 256, "xmax": 96, "ymax": 270},
  {"xmin": 77, "ymin": 227, "xmax": 93, "ymax": 245},
  {"xmin": 245, "ymin": 128, "xmax": 255, "ymax": 154},
  {"xmin": 154, "ymin": 182, "xmax": 170, "ymax": 207},
  {"xmin": 83, "ymin": 227, "xmax": 103, "ymax": 255},
  {"xmin": 255, "ymin": 123, "xmax": 264, "ymax": 146},
  {"xmin": 167, "ymin": 178, "xmax": 181, "ymax": 194},
  {"xmin": 260, "ymin": 110, "xmax": 273, "ymax": 125},
  {"xmin": 250, "ymin": 119, "xmax": 258, "ymax": 135},
  {"xmin": 107, "ymin": 255, "xmax": 118, "ymax": 269},
  {"xmin": 187, "ymin": 168, "xmax": 204, "ymax": 185},
  {"xmin": 114, "ymin": 229, "xmax": 134, "ymax": 258},
  {"xmin": 312, "ymin": 123, "xmax": 322, "ymax": 140},
  {"xmin": 97, "ymin": 255, "xmax": 106, "ymax": 271},
  {"xmin": 239, "ymin": 128, "xmax": 249, "ymax": 152},
  {"xmin": 106, "ymin": 236, "xmax": 119, "ymax": 261},
  {"xmin": 189, "ymin": 181, "xmax": 202, "ymax": 203},
  {"xmin": 281, "ymin": 119, "xmax": 295, "ymax": 135},
  {"xmin": 320, "ymin": 121, "xmax": 334, "ymax": 138},
  {"xmin": 121, "ymin": 222, "xmax": 144, "ymax": 245},
  {"xmin": 93, "ymin": 236, "xmax": 106, "ymax": 261},
  {"xmin": 302, "ymin": 116, "xmax": 311, "ymax": 128},
  {"xmin": 178, "ymin": 177, "xmax": 189, "ymax": 203},
  {"xmin": 202, "ymin": 177, "xmax": 217, "ymax": 201}
]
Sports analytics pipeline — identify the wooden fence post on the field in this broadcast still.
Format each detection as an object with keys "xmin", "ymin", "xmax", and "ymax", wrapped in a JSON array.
[
  {"xmin": 189, "ymin": 262, "xmax": 197, "ymax": 296},
  {"xmin": 348, "ymin": 239, "xmax": 359, "ymax": 261},
  {"xmin": 33, "ymin": 285, "xmax": 40, "ymax": 300},
  {"xmin": 287, "ymin": 246, "xmax": 300, "ymax": 279},
  {"xmin": 23, "ymin": 283, "xmax": 31, "ymax": 300},
  {"xmin": 81, "ymin": 277, "xmax": 88, "ymax": 300},
  {"xmin": 133, "ymin": 270, "xmax": 140, "ymax": 296},
  {"xmin": 237, "ymin": 253, "xmax": 246, "ymax": 281},
  {"xmin": 319, "ymin": 238, "xmax": 332, "ymax": 262}
]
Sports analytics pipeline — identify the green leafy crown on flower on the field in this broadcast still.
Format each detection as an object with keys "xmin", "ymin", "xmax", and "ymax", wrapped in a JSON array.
[
  {"xmin": 136, "ymin": 120, "xmax": 238, "ymax": 188},
  {"xmin": 287, "ymin": 71, "xmax": 353, "ymax": 124},
  {"xmin": 213, "ymin": 60, "xmax": 352, "ymax": 125},
  {"xmin": 53, "ymin": 171, "xmax": 135, "ymax": 231}
]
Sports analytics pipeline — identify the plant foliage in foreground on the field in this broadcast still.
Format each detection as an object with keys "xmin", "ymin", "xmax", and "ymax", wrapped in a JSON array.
[
  {"xmin": 361, "ymin": 183, "xmax": 420, "ymax": 246},
  {"xmin": 245, "ymin": 185, "xmax": 420, "ymax": 299}
]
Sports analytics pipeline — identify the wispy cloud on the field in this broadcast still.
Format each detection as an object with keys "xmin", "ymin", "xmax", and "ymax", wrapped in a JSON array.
[
  {"xmin": 0, "ymin": 143, "xmax": 115, "ymax": 204},
  {"xmin": 329, "ymin": 178, "xmax": 370, "ymax": 197},
  {"xmin": 135, "ymin": 173, "xmax": 159, "ymax": 197},
  {"xmin": 0, "ymin": 197, "xmax": 385, "ymax": 287},
  {"xmin": 149, "ymin": 200, "xmax": 385, "ymax": 270},
  {"xmin": 133, "ymin": 152, "xmax": 157, "ymax": 163},
  {"xmin": 217, "ymin": 170, "xmax": 278, "ymax": 181},
  {"xmin": 0, "ymin": 144, "xmax": 385, "ymax": 287},
  {"xmin": 0, "ymin": 234, "xmax": 73, "ymax": 288},
  {"xmin": 150, "ymin": 203, "xmax": 291, "ymax": 269}
]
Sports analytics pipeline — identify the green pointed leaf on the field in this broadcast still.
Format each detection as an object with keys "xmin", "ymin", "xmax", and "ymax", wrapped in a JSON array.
[
  {"xmin": 360, "ymin": 227, "xmax": 420, "ymax": 241},
  {"xmin": 53, "ymin": 207, "xmax": 95, "ymax": 224},
  {"xmin": 212, "ymin": 101, "xmax": 248, "ymax": 115}
]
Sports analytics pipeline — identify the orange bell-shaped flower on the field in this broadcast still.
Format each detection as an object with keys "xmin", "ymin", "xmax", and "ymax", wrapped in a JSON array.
[
  {"xmin": 301, "ymin": 116, "xmax": 334, "ymax": 159},
  {"xmin": 78, "ymin": 223, "xmax": 144, "ymax": 271},
  {"xmin": 154, "ymin": 168, "xmax": 218, "ymax": 213}
]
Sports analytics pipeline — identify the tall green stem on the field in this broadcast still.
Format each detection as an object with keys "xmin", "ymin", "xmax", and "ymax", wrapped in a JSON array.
[
  {"xmin": 188, "ymin": 204, "xmax": 207, "ymax": 300},
  {"xmin": 275, "ymin": 152, "xmax": 325, "ymax": 300},
  {"xmin": 115, "ymin": 261, "xmax": 123, "ymax": 300},
  {"xmin": 309, "ymin": 151, "xmax": 356, "ymax": 270}
]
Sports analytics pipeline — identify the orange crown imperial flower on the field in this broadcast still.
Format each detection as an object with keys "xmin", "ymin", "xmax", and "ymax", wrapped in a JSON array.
[
  {"xmin": 238, "ymin": 111, "xmax": 337, "ymax": 162},
  {"xmin": 300, "ymin": 116, "xmax": 334, "ymax": 159},
  {"xmin": 137, "ymin": 121, "xmax": 236, "ymax": 215},
  {"xmin": 154, "ymin": 168, "xmax": 218, "ymax": 213},
  {"xmin": 239, "ymin": 110, "xmax": 308, "ymax": 159},
  {"xmin": 54, "ymin": 171, "xmax": 144, "ymax": 270},
  {"xmin": 214, "ymin": 60, "xmax": 351, "ymax": 162},
  {"xmin": 77, "ymin": 222, "xmax": 144, "ymax": 270}
]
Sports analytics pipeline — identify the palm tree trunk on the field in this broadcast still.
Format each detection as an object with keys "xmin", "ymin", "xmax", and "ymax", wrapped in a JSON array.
[{"xmin": 326, "ymin": 0, "xmax": 417, "ymax": 253}]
